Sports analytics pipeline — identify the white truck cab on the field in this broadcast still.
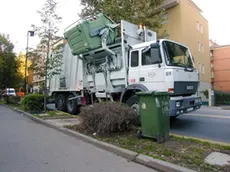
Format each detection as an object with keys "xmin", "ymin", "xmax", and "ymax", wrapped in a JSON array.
[{"xmin": 127, "ymin": 39, "xmax": 201, "ymax": 116}]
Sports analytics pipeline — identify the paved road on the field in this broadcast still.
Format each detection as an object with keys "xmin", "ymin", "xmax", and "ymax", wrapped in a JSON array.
[
  {"xmin": 0, "ymin": 106, "xmax": 156, "ymax": 172},
  {"xmin": 170, "ymin": 106, "xmax": 230, "ymax": 143}
]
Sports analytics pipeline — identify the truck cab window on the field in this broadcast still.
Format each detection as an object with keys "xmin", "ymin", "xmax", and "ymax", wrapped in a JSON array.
[
  {"xmin": 131, "ymin": 51, "xmax": 139, "ymax": 67},
  {"xmin": 142, "ymin": 48, "xmax": 160, "ymax": 66}
]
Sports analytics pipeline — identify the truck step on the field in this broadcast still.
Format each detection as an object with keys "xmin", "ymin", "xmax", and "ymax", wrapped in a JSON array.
[{"xmin": 96, "ymin": 92, "xmax": 111, "ymax": 98}]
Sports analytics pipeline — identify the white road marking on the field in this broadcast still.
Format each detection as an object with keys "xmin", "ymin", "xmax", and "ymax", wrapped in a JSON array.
[{"xmin": 185, "ymin": 113, "xmax": 230, "ymax": 119}]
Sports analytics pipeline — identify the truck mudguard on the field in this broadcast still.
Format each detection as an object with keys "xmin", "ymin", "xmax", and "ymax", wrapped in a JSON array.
[{"xmin": 120, "ymin": 84, "xmax": 149, "ymax": 103}]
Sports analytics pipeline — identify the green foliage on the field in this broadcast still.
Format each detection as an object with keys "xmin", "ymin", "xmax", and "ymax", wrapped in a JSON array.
[
  {"xmin": 215, "ymin": 90, "xmax": 230, "ymax": 105},
  {"xmin": 80, "ymin": 0, "xmax": 166, "ymax": 33},
  {"xmin": 30, "ymin": 0, "xmax": 62, "ymax": 79},
  {"xmin": 0, "ymin": 34, "xmax": 23, "ymax": 89},
  {"xmin": 47, "ymin": 43, "xmax": 63, "ymax": 79},
  {"xmin": 21, "ymin": 94, "xmax": 45, "ymax": 111},
  {"xmin": 80, "ymin": 102, "xmax": 138, "ymax": 135},
  {"xmin": 203, "ymin": 90, "xmax": 209, "ymax": 99},
  {"xmin": 4, "ymin": 96, "xmax": 21, "ymax": 105}
]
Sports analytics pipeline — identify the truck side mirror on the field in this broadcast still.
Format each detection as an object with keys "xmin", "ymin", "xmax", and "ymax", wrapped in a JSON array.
[{"xmin": 150, "ymin": 43, "xmax": 161, "ymax": 64}]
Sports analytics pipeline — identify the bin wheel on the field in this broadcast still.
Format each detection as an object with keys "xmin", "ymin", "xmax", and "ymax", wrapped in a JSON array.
[
  {"xmin": 136, "ymin": 130, "xmax": 142, "ymax": 139},
  {"xmin": 157, "ymin": 137, "xmax": 164, "ymax": 143}
]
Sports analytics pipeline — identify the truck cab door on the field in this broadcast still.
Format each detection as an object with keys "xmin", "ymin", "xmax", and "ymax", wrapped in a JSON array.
[
  {"xmin": 128, "ymin": 50, "xmax": 140, "ymax": 85},
  {"xmin": 139, "ymin": 46, "xmax": 165, "ymax": 90}
]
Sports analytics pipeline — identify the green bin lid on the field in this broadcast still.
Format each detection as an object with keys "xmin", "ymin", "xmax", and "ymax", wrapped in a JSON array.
[{"xmin": 136, "ymin": 91, "xmax": 170, "ymax": 96}]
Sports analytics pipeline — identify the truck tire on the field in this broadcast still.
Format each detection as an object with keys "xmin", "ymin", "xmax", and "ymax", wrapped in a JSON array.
[
  {"xmin": 126, "ymin": 95, "xmax": 141, "ymax": 126},
  {"xmin": 56, "ymin": 94, "xmax": 67, "ymax": 112},
  {"xmin": 66, "ymin": 94, "xmax": 79, "ymax": 114}
]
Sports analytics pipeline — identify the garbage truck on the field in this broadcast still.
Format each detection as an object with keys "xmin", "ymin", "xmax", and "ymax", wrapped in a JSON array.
[{"xmin": 48, "ymin": 13, "xmax": 202, "ymax": 117}]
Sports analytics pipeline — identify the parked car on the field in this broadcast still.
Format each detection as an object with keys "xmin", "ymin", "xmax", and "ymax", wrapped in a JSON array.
[{"xmin": 3, "ymin": 88, "xmax": 16, "ymax": 97}]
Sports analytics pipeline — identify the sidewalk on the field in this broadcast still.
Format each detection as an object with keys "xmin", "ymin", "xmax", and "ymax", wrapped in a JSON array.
[
  {"xmin": 3, "ymin": 105, "xmax": 197, "ymax": 172},
  {"xmin": 4, "ymin": 104, "xmax": 230, "ymax": 172}
]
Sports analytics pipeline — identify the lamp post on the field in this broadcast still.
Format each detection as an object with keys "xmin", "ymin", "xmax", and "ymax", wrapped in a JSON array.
[{"xmin": 24, "ymin": 30, "xmax": 34, "ymax": 95}]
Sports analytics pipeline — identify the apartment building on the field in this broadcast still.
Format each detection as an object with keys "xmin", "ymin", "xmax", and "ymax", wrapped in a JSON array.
[
  {"xmin": 159, "ymin": 0, "xmax": 211, "ymax": 101},
  {"xmin": 210, "ymin": 43, "xmax": 230, "ymax": 92}
]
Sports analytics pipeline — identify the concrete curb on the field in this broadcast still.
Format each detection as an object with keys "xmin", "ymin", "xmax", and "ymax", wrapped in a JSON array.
[
  {"xmin": 2, "ymin": 105, "xmax": 196, "ymax": 172},
  {"xmin": 61, "ymin": 128, "xmax": 138, "ymax": 161},
  {"xmin": 41, "ymin": 116, "xmax": 76, "ymax": 120},
  {"xmin": 136, "ymin": 154, "xmax": 196, "ymax": 172}
]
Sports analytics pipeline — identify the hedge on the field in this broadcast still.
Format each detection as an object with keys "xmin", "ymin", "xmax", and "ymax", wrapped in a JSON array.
[
  {"xmin": 21, "ymin": 94, "xmax": 45, "ymax": 111},
  {"xmin": 4, "ymin": 96, "xmax": 21, "ymax": 105},
  {"xmin": 215, "ymin": 91, "xmax": 230, "ymax": 105}
]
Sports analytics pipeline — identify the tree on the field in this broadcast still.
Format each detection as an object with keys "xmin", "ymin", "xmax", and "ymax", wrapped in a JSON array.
[
  {"xmin": 31, "ymin": 0, "xmax": 62, "ymax": 110},
  {"xmin": 29, "ymin": 38, "xmax": 63, "ymax": 80},
  {"xmin": 0, "ymin": 34, "xmax": 23, "ymax": 89},
  {"xmin": 16, "ymin": 52, "xmax": 33, "ymax": 92},
  {"xmin": 17, "ymin": 52, "xmax": 32, "ymax": 80},
  {"xmin": 80, "ymin": 0, "xmax": 166, "ymax": 33}
]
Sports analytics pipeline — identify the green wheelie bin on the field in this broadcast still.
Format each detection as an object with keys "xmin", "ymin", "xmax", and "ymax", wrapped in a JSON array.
[
  {"xmin": 64, "ymin": 13, "xmax": 118, "ymax": 55},
  {"xmin": 136, "ymin": 91, "xmax": 170, "ymax": 143}
]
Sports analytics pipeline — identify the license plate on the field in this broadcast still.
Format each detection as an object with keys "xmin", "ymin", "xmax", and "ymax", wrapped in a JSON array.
[{"xmin": 187, "ymin": 107, "xmax": 194, "ymax": 112}]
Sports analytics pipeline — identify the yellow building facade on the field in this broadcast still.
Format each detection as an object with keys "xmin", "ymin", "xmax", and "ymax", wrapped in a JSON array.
[{"xmin": 160, "ymin": 0, "xmax": 211, "ymax": 101}]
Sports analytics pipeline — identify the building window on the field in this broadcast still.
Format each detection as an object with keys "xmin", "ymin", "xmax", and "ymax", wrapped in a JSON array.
[
  {"xmin": 197, "ymin": 21, "xmax": 199, "ymax": 31},
  {"xmin": 198, "ymin": 63, "xmax": 201, "ymax": 73},
  {"xmin": 200, "ymin": 24, "xmax": 203, "ymax": 33},
  {"xmin": 210, "ymin": 51, "xmax": 213, "ymax": 57},
  {"xmin": 201, "ymin": 44, "xmax": 204, "ymax": 53},
  {"xmin": 211, "ymin": 71, "xmax": 214, "ymax": 78},
  {"xmin": 211, "ymin": 63, "xmax": 214, "ymax": 69},
  {"xmin": 198, "ymin": 42, "xmax": 200, "ymax": 51},
  {"xmin": 202, "ymin": 64, "xmax": 205, "ymax": 74}
]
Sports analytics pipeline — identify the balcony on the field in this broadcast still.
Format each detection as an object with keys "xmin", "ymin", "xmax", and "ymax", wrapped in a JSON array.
[
  {"xmin": 156, "ymin": 0, "xmax": 180, "ymax": 12},
  {"xmin": 211, "ymin": 71, "xmax": 215, "ymax": 79}
]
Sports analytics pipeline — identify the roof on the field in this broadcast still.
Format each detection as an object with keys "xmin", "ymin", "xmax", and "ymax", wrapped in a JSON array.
[
  {"xmin": 187, "ymin": 0, "xmax": 203, "ymax": 13},
  {"xmin": 157, "ymin": 0, "xmax": 180, "ymax": 11},
  {"xmin": 158, "ymin": 0, "xmax": 203, "ymax": 13},
  {"xmin": 211, "ymin": 45, "xmax": 230, "ymax": 50}
]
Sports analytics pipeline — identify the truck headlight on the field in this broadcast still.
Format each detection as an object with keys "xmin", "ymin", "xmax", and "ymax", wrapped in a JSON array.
[{"xmin": 176, "ymin": 101, "xmax": 181, "ymax": 108}]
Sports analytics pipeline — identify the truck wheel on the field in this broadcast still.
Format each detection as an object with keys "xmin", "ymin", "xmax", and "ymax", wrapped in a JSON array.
[
  {"xmin": 126, "ymin": 95, "xmax": 141, "ymax": 126},
  {"xmin": 56, "ymin": 94, "xmax": 67, "ymax": 112},
  {"xmin": 170, "ymin": 116, "xmax": 178, "ymax": 121},
  {"xmin": 66, "ymin": 94, "xmax": 78, "ymax": 114}
]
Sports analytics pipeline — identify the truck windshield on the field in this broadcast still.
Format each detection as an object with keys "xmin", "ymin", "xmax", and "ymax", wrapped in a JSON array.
[{"xmin": 163, "ymin": 41, "xmax": 194, "ymax": 68}]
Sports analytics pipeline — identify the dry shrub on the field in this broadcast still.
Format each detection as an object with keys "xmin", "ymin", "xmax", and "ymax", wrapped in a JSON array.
[{"xmin": 79, "ymin": 102, "xmax": 138, "ymax": 135}]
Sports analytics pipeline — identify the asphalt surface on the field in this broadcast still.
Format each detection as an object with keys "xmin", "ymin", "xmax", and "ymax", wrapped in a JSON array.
[
  {"xmin": 0, "ymin": 106, "xmax": 157, "ymax": 172},
  {"xmin": 47, "ymin": 104, "xmax": 230, "ymax": 144},
  {"xmin": 170, "ymin": 107, "xmax": 230, "ymax": 143}
]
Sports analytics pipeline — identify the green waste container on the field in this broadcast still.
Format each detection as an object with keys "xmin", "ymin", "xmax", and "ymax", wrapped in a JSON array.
[
  {"xmin": 64, "ymin": 13, "xmax": 118, "ymax": 55},
  {"xmin": 136, "ymin": 91, "xmax": 170, "ymax": 143}
]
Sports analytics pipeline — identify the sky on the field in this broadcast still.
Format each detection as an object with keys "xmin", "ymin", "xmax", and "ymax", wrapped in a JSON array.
[{"xmin": 0, "ymin": 0, "xmax": 230, "ymax": 54}]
